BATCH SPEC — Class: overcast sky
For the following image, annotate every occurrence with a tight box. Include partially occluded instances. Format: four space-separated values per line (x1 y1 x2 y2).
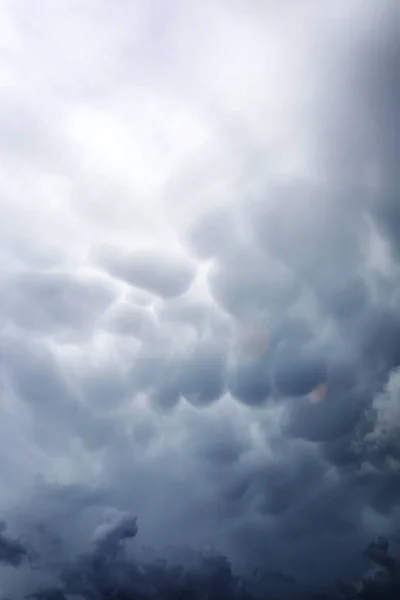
1 0 400 597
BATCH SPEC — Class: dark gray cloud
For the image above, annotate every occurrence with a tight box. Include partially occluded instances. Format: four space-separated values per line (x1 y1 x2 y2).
228 352 272 407
179 340 227 406
124 332 230 411
272 347 327 398
0 522 27 567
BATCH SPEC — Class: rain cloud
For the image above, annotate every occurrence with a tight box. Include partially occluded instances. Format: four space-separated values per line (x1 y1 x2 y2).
1 0 400 598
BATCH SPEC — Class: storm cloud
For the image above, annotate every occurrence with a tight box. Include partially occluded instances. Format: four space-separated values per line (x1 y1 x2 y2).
1 0 400 598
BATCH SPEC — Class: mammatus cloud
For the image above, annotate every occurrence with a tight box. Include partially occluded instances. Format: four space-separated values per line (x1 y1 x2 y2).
1 0 400 598
99 245 196 298
2 270 116 340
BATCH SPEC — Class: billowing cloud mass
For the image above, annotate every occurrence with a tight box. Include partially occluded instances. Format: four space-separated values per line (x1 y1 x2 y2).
1 0 400 598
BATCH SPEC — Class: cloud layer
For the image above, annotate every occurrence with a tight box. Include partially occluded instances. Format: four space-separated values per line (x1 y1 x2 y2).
1 0 400 597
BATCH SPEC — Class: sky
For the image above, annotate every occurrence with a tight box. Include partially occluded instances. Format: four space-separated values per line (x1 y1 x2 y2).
0 0 400 598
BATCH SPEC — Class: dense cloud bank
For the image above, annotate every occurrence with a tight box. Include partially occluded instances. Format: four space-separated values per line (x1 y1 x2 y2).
1 0 400 597
0 513 399 599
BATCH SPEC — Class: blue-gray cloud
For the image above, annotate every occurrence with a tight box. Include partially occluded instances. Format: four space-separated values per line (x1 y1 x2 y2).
1 0 400 598
99 246 196 298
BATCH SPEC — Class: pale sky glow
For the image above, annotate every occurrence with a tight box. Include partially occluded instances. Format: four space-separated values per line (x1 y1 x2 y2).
0 1 400 597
